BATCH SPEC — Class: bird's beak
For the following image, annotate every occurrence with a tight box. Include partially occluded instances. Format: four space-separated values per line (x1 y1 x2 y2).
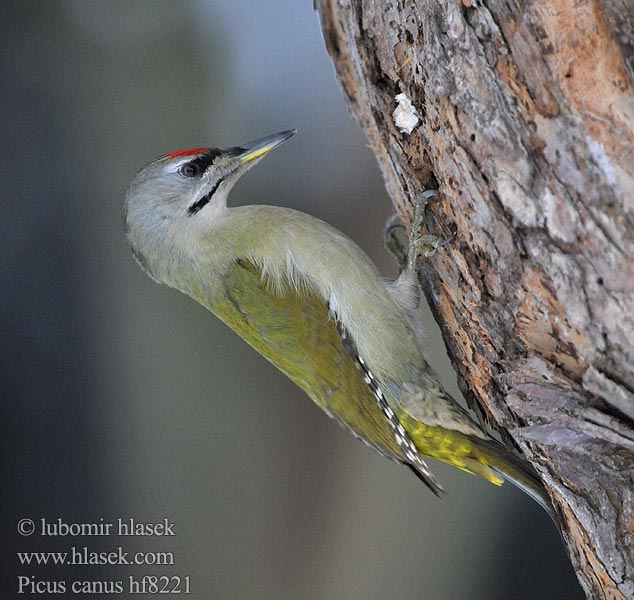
236 129 297 163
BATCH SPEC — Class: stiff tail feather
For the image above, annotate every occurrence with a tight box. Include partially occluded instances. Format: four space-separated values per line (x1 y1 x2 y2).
474 438 559 526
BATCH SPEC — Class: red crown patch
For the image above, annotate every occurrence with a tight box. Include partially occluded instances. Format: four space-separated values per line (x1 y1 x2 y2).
165 147 209 158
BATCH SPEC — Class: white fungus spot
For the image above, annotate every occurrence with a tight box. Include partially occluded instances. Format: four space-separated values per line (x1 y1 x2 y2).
393 92 420 134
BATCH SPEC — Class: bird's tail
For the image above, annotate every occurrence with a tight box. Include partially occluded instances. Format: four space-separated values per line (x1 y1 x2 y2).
473 437 558 525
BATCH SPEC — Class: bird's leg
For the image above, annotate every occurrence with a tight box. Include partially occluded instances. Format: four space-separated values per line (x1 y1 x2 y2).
385 189 454 273
407 190 454 270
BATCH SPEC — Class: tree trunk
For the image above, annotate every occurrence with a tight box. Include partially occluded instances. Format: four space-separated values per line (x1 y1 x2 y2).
315 0 634 597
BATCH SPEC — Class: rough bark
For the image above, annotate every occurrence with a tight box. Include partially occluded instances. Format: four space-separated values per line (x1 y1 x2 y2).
315 1 634 597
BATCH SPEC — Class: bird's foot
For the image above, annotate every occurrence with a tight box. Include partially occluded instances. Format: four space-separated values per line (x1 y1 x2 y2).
407 190 453 269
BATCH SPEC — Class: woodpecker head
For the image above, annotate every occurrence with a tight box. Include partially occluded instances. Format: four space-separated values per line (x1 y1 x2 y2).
124 129 295 279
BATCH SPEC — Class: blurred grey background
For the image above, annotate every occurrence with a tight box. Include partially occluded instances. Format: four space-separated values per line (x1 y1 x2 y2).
1 1 581 598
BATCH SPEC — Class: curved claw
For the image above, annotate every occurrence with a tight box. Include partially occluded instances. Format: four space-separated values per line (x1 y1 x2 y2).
384 213 409 271
420 189 439 201
383 213 406 244
422 233 455 258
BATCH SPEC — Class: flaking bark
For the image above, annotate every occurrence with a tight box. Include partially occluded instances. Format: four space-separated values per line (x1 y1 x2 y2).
315 0 634 597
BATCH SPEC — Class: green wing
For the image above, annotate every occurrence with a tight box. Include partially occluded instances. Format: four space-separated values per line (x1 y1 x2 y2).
206 258 404 460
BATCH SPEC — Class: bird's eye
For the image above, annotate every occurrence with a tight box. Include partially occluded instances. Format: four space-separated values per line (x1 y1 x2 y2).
179 162 202 178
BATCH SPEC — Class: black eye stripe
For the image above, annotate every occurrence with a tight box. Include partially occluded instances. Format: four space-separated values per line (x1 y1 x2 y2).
188 178 224 215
